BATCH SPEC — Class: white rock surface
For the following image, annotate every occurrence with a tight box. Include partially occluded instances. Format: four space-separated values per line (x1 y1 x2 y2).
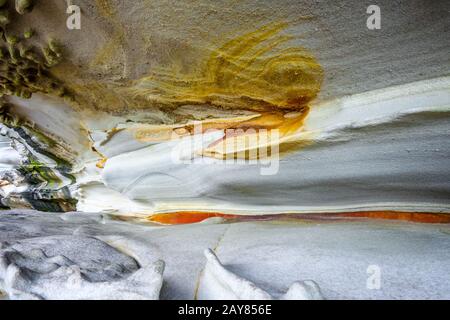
197 248 323 300
100 77 450 215
0 210 449 300
0 234 164 300
1 77 449 215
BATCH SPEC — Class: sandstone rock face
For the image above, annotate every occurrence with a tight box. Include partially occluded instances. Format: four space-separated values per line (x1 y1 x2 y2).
0 210 450 300
0 233 165 300
0 3 449 219
0 1 449 301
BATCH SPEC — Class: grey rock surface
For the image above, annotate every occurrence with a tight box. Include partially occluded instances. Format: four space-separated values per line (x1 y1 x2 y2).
1 210 449 299
0 214 165 299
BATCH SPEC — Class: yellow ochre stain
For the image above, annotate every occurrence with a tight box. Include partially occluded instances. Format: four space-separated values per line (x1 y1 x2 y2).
118 22 323 160
96 158 107 169
91 0 126 71
128 22 323 112
95 0 116 18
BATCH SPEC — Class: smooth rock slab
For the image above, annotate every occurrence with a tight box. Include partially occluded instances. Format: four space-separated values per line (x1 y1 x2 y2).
198 248 324 300
0 234 164 300
1 210 450 299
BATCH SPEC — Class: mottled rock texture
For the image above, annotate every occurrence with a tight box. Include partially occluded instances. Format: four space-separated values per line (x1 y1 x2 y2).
1 210 450 299
1 0 448 111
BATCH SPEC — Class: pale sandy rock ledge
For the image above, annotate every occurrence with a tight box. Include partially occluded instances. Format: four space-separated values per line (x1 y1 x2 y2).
0 210 450 300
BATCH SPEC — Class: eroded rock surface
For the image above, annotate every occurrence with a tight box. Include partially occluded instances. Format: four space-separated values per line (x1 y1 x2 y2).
0 210 450 300
198 248 324 300
0 233 164 299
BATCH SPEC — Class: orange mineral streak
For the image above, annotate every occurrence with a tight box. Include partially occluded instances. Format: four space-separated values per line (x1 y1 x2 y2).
337 211 450 224
147 211 450 225
148 211 238 225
